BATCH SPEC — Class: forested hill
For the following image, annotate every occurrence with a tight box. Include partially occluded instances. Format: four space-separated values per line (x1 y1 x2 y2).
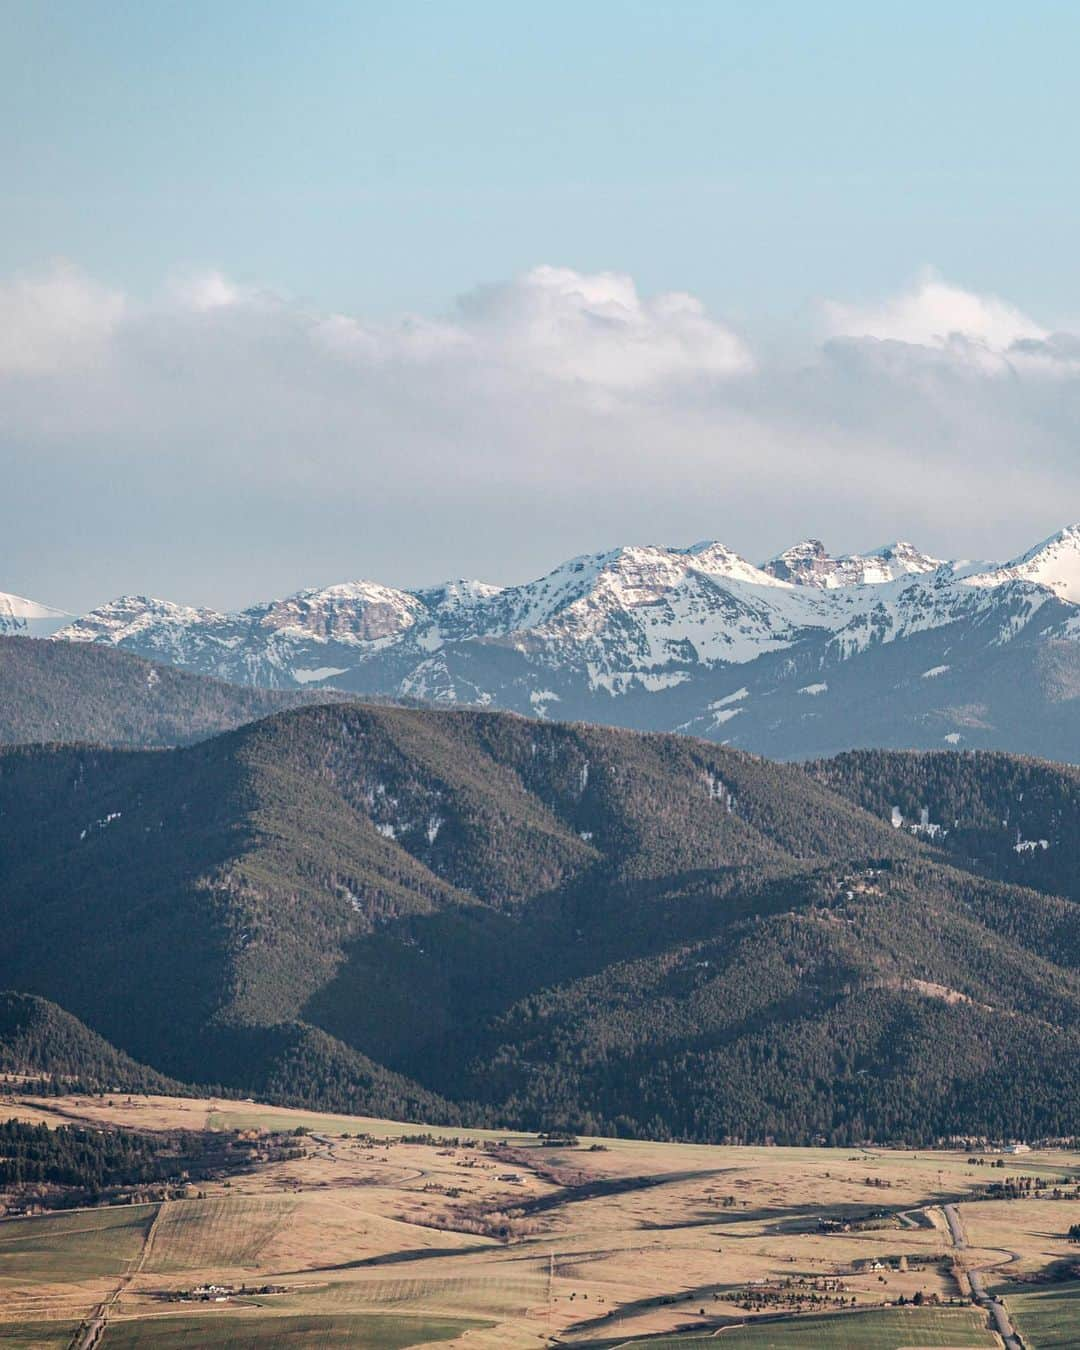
0 635 360 748
0 992 184 1095
1 704 1078 1144
807 749 1080 902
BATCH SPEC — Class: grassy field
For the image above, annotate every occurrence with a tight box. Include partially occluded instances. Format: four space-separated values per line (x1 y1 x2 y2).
0 1325 81 1349
0 1205 156 1285
278 1273 549 1316
145 1196 297 1274
206 1106 537 1143
610 1305 999 1346
100 1312 493 1347
1006 1280 1080 1349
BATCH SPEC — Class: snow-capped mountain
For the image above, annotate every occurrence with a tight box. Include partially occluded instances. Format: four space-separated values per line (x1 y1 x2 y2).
762 539 942 588
44 525 1080 760
0 591 72 637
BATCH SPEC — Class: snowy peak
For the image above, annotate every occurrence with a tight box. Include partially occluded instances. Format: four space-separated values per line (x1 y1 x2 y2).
763 538 941 588
762 539 833 586
0 591 72 637
684 540 791 588
56 595 225 645
867 540 943 576
258 581 424 644
982 523 1080 604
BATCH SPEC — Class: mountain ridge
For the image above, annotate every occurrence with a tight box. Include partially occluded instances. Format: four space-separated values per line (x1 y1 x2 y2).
9 523 1080 761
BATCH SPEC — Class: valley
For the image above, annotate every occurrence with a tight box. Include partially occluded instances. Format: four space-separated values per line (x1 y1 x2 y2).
1 1091 1077 1348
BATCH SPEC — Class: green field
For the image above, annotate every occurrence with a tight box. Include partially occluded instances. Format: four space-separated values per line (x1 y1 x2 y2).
144 1196 295 1274
0 1206 156 1285
100 1312 493 1347
1007 1280 1080 1349
612 1305 998 1348
0 1325 81 1350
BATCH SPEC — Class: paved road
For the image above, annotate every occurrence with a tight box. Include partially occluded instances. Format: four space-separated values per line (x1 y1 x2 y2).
942 1204 1023 1350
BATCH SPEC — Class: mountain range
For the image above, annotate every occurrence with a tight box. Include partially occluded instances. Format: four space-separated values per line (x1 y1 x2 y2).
1 700 1077 1144
9 524 1080 761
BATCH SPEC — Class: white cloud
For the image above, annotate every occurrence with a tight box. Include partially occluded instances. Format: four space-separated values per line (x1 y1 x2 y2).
0 263 126 374
452 265 754 389
823 269 1047 352
2 261 1078 609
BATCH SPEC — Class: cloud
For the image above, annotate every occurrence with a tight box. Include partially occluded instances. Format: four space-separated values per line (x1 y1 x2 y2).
1 261 1078 609
451 265 754 390
823 269 1047 352
0 263 126 374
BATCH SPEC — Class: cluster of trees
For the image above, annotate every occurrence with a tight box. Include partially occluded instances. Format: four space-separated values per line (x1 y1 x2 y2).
0 1119 215 1191
0 1119 165 1189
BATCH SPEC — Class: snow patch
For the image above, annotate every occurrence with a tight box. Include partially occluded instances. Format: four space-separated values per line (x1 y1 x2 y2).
292 666 348 684
712 707 742 725
80 811 121 840
710 687 748 709
798 682 828 696
921 665 951 678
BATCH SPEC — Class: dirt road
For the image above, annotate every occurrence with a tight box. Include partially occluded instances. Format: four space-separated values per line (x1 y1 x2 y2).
69 1199 168 1350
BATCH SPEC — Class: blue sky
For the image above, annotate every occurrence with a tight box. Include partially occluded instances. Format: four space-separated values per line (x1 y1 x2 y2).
3 2 1080 608
6 1 1077 321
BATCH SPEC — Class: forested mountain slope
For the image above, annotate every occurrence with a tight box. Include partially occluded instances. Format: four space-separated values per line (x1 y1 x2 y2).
0 992 183 1095
0 635 358 748
0 704 1077 1142
807 749 1080 902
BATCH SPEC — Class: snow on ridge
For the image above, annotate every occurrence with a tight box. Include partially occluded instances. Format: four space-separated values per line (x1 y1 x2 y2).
763 538 942 589
969 522 1080 604
0 590 72 636
38 524 1080 698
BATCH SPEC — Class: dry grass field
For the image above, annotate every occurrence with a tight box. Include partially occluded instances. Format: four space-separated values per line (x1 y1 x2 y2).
0 1091 1077 1347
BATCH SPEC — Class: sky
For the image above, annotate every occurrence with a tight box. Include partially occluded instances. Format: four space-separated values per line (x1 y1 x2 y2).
3 0 1080 612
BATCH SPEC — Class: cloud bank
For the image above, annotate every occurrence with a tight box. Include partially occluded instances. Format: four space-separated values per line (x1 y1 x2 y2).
3 261 1079 609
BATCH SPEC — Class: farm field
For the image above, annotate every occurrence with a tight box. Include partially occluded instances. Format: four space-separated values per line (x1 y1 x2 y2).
612 1304 999 1346
1005 1279 1080 1349
0 1325 81 1349
0 1205 156 1285
0 1092 1077 1347
99 1312 492 1348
